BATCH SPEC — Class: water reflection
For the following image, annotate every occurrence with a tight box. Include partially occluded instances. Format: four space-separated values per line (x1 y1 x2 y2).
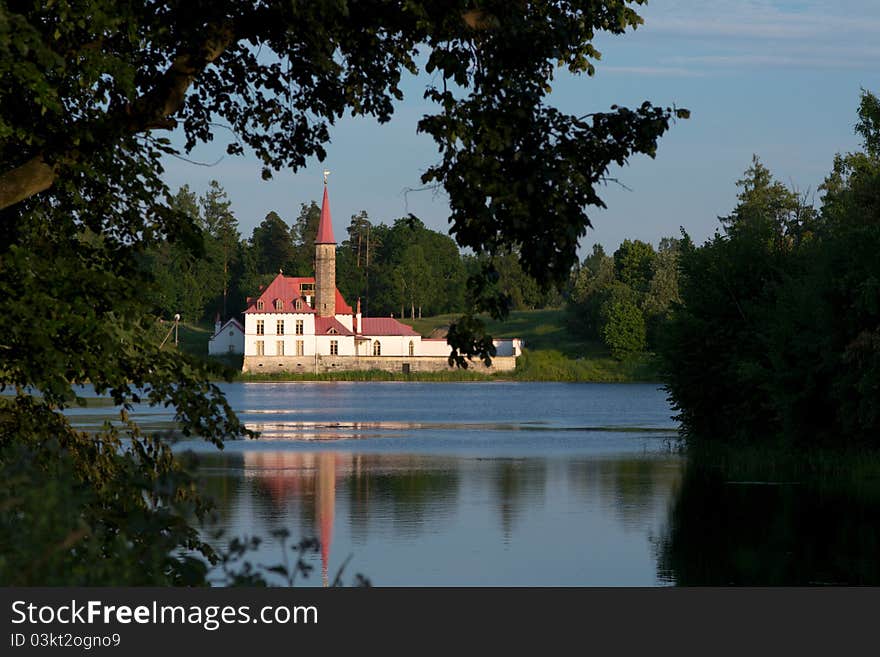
199 449 682 586
657 460 880 585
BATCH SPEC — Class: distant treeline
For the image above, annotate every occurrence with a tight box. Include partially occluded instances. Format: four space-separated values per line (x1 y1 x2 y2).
140 184 567 323
661 89 880 449
566 237 681 358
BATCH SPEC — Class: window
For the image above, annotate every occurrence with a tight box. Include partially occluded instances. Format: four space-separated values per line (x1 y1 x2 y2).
229 331 234 336
276 320 284 335
276 340 284 356
256 340 265 356
328 328 338 335
372 340 381 356
295 299 302 310
274 299 283 311
330 340 338 356
295 320 304 335
256 320 264 335
409 341 414 357
228 345 234 353
296 340 304 356
256 300 264 310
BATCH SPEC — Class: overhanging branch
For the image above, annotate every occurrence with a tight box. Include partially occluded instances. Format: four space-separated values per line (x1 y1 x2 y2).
0 21 236 211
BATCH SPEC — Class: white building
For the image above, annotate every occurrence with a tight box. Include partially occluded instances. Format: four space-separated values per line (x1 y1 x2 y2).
208 316 244 355
240 180 520 374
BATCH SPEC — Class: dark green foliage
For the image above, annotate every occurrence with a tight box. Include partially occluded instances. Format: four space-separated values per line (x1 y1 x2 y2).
613 239 656 293
566 237 678 357
0 398 214 586
661 91 880 449
344 215 468 318
599 286 646 358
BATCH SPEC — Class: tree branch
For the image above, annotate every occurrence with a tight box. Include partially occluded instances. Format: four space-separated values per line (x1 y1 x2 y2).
0 21 236 211
0 155 57 210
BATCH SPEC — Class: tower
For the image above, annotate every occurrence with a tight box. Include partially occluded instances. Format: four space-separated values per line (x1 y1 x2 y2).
314 175 336 317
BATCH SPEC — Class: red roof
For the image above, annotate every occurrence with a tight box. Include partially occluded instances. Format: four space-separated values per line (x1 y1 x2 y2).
245 273 353 314
360 317 420 336
316 185 335 244
315 316 354 336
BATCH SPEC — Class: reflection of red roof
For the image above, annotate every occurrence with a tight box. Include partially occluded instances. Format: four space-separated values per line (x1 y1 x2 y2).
361 317 420 336
316 185 335 244
245 274 352 314
315 316 354 336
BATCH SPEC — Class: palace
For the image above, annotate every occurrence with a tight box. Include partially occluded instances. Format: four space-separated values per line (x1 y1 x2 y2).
228 180 521 374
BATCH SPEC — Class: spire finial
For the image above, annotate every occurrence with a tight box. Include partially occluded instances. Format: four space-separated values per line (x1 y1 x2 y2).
323 169 330 185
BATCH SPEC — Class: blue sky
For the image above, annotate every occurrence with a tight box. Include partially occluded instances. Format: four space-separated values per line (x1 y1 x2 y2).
162 1 880 256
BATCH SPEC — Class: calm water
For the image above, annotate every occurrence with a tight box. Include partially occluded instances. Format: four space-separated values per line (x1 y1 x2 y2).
175 382 681 586
69 382 880 586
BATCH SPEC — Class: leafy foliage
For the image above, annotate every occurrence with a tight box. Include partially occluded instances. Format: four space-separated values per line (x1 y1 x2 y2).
661 91 880 449
599 286 647 359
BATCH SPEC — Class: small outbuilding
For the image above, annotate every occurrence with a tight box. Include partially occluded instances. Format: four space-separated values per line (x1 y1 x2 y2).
208 316 245 355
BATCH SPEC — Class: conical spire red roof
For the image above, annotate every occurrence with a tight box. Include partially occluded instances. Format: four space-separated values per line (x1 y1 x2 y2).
316 184 335 244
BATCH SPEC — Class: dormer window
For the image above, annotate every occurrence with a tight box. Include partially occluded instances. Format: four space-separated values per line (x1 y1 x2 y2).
256 300 264 310
295 299 302 310
327 328 338 335
274 299 283 311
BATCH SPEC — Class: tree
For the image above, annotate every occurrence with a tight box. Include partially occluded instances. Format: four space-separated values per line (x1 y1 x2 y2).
288 201 322 275
642 237 681 345
0 2 684 583
613 239 656 294
1 0 684 364
201 180 241 318
250 211 295 276
661 90 880 449
599 283 646 359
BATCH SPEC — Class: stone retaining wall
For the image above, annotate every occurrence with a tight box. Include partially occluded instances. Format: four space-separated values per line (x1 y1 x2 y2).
242 354 518 374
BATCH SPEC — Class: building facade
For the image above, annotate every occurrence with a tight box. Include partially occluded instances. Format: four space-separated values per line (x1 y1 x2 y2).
208 316 245 355
239 181 520 374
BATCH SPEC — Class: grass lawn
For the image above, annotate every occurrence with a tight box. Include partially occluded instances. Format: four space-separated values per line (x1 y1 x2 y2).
403 309 660 382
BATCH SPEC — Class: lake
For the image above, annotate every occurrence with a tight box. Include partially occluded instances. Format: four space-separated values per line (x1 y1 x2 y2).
174 381 680 586
70 381 880 586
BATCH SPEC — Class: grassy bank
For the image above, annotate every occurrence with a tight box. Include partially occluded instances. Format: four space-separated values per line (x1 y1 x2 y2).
178 310 661 383
404 309 660 382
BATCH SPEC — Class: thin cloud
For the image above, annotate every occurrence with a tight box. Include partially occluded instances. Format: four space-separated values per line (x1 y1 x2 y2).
641 1 880 41
599 65 705 78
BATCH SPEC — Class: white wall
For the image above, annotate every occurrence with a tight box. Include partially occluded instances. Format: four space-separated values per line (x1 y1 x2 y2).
359 334 422 357
208 323 244 355
420 339 452 357
244 312 316 356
